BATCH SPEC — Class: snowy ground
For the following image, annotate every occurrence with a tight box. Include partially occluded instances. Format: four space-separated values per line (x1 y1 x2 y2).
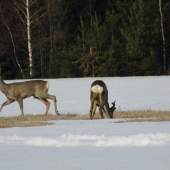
0 76 170 170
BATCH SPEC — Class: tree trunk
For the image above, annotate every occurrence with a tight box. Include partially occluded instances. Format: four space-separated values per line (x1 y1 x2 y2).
159 0 166 74
80 16 85 49
89 0 92 27
49 25 53 76
48 1 53 76
26 0 33 78
0 8 25 79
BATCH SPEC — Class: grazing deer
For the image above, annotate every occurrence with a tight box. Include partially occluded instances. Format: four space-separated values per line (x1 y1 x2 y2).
90 80 116 119
0 65 59 116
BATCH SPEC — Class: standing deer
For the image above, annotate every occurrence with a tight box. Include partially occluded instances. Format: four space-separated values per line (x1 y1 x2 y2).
90 80 116 119
0 65 59 116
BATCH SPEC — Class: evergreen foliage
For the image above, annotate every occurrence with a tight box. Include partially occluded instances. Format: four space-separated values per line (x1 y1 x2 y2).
0 0 169 79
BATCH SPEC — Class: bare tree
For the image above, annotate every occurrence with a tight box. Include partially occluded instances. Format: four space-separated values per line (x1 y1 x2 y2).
12 0 45 78
45 0 64 76
159 0 166 74
0 6 25 78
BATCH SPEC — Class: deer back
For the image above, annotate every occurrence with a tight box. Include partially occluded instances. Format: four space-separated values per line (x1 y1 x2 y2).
90 80 108 104
0 80 48 100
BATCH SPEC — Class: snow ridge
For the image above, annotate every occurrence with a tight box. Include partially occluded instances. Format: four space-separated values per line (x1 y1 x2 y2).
1 133 170 147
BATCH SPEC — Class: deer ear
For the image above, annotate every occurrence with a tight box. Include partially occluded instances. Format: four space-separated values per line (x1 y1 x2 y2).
112 100 116 105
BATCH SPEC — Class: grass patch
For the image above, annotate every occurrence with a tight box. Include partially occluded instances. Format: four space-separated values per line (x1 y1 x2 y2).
114 110 170 123
1 110 170 128
0 114 88 128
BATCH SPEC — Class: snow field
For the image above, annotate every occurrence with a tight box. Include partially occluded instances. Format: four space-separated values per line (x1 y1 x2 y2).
0 76 170 170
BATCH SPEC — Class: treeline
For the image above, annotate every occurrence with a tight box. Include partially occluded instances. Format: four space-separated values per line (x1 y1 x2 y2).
0 0 170 79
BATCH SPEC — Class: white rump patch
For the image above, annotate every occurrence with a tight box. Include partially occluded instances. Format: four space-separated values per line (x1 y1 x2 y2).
91 85 103 93
46 82 49 90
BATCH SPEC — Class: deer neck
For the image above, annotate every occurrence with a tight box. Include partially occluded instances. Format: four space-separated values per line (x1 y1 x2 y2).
104 102 111 114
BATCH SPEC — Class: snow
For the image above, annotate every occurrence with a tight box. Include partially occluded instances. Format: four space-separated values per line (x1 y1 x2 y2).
0 76 170 170
2 132 170 147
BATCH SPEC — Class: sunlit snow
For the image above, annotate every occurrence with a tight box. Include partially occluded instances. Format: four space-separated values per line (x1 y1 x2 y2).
0 76 170 170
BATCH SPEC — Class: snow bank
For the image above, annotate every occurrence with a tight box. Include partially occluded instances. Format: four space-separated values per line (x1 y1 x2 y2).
1 133 170 147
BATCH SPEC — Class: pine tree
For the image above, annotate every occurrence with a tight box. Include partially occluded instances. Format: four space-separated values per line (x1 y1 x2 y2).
120 0 160 75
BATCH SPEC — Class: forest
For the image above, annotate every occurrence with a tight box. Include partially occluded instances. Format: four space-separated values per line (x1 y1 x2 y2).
0 0 170 79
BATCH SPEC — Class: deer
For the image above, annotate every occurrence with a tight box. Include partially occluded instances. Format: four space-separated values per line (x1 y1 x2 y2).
0 65 59 116
90 80 116 120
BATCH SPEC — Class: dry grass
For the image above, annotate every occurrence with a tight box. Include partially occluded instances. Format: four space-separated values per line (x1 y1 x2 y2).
1 110 170 128
0 114 88 128
114 110 170 123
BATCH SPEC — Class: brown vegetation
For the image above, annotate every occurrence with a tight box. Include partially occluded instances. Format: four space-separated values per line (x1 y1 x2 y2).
0 110 170 128
114 110 170 123
0 113 93 128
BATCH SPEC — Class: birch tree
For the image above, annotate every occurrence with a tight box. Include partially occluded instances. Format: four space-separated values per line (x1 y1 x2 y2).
26 0 32 77
12 0 45 78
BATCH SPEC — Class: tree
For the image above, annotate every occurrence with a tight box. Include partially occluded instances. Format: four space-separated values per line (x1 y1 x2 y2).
120 0 160 75
159 0 166 74
99 9 120 76
45 0 64 76
0 0 169 78
0 2 25 78
12 0 45 78
73 13 104 77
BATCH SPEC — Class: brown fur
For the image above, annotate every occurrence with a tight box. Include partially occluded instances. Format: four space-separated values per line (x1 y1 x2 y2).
90 80 116 119
0 79 59 116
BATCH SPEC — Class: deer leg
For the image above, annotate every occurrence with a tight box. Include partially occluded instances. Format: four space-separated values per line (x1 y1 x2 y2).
0 98 15 112
99 104 104 119
103 105 107 115
39 99 50 116
17 99 24 116
92 102 97 119
47 94 60 115
99 94 104 119
99 102 104 119
90 102 94 120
